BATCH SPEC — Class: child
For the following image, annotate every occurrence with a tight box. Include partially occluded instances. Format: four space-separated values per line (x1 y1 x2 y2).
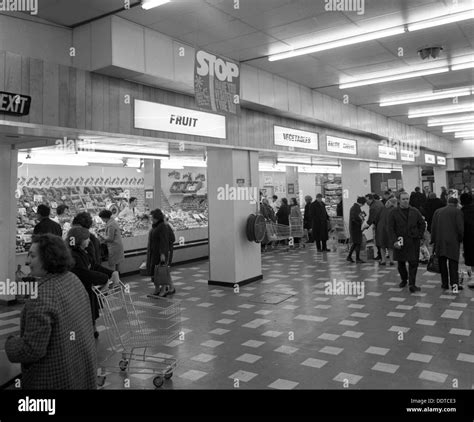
419 229 431 264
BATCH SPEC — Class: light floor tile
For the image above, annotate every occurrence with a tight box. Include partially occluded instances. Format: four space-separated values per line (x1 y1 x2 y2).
201 340 224 348
422 336 445 344
301 358 328 369
242 340 265 348
318 333 340 341
191 353 216 363
274 345 298 354
449 328 471 336
372 362 399 374
416 319 436 326
333 372 362 385
441 310 463 319
320 346 343 355
268 379 299 390
179 370 207 381
407 353 432 363
236 354 261 364
365 347 390 356
342 331 364 339
419 370 448 383
229 370 257 383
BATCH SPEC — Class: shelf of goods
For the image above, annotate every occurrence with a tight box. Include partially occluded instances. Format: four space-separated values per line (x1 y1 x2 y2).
323 178 342 218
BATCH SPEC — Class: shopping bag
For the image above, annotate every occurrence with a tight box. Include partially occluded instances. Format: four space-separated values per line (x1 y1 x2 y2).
153 264 172 287
427 253 440 274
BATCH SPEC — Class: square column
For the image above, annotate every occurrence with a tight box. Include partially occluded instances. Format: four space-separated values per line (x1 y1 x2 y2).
0 144 18 304
402 166 421 193
144 159 162 210
207 148 262 286
433 167 447 197
285 166 299 201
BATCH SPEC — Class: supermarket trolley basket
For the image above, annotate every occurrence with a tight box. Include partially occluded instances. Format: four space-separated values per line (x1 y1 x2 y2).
93 282 180 388
289 217 305 248
264 222 291 251
330 217 350 252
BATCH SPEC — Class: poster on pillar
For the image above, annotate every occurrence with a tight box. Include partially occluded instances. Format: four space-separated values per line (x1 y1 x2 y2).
194 50 240 116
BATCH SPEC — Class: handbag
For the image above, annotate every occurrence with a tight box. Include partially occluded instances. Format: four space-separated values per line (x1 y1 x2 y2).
427 253 440 274
153 263 172 288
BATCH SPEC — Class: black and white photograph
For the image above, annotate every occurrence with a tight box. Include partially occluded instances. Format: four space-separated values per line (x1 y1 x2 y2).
0 0 473 418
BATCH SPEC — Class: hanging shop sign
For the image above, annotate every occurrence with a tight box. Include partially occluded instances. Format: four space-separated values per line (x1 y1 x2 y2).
425 154 436 164
326 135 357 155
437 156 446 165
400 150 415 162
0 91 31 116
134 100 226 139
194 50 240 116
378 145 397 160
274 126 319 151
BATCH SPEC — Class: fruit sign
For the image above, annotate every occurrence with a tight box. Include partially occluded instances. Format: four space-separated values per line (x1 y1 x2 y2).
194 50 240 115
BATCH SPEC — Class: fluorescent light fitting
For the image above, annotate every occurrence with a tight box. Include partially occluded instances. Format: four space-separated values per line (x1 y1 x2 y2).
380 87 472 107
141 0 170 10
408 9 474 32
341 67 449 89
409 103 474 118
452 62 474 71
442 124 474 132
269 27 404 61
455 131 474 138
428 114 474 126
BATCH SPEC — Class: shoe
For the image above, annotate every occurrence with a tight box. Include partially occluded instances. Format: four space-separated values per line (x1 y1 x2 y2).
374 255 382 261
379 262 386 266
356 259 365 264
94 331 99 339
317 249 322 252
409 285 421 293
399 281 407 288
166 288 176 296
441 284 449 290
322 249 331 252
467 281 474 288
389 261 394 266
346 257 354 263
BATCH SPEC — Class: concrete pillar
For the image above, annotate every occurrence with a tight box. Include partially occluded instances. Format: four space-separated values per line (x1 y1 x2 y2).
433 167 447 197
0 144 18 304
341 160 370 236
285 166 299 202
402 165 421 193
207 148 262 286
144 159 161 210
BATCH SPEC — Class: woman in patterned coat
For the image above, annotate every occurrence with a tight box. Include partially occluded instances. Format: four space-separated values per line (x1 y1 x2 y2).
5 234 97 389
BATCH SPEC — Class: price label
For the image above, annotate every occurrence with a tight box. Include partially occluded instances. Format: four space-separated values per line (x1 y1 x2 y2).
33 195 43 202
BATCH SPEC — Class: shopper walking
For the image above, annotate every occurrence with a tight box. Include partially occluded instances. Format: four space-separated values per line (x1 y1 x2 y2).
276 198 290 226
460 193 474 287
440 186 448 206
33 204 62 237
310 194 330 252
347 196 366 263
409 187 426 214
5 234 97 389
423 192 444 233
98 209 124 272
303 196 313 242
431 197 464 291
146 209 174 297
375 197 397 266
365 193 384 260
290 198 303 246
389 192 425 292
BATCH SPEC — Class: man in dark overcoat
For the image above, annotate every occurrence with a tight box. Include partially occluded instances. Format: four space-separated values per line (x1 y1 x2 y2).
303 195 313 243
389 192 425 292
310 194 330 252
431 197 464 290
347 196 367 263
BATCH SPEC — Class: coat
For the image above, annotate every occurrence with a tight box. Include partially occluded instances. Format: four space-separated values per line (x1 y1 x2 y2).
388 206 425 262
5 272 97 389
409 191 426 213
462 204 474 266
103 219 124 266
375 206 395 249
310 200 329 242
146 221 170 274
431 205 464 262
290 205 302 219
303 202 312 229
349 203 364 244
276 204 290 226
260 203 276 222
87 233 102 266
423 198 444 232
367 200 384 226
33 218 62 237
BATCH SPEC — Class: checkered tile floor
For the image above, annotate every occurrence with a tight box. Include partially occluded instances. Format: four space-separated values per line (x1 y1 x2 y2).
2 244 474 390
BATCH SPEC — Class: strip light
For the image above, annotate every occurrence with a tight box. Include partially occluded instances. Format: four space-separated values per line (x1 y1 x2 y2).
141 0 170 10
428 114 474 126
409 104 474 118
455 131 474 138
380 87 472 107
452 62 474 71
340 67 449 89
442 124 474 132
268 6 473 62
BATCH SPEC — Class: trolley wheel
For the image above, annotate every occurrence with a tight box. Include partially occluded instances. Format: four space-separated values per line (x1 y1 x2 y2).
153 376 164 388
97 376 106 387
119 360 129 371
164 371 173 380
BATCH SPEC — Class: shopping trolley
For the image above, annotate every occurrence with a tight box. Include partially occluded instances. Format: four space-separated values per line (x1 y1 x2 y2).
263 222 291 251
330 217 350 252
93 282 180 388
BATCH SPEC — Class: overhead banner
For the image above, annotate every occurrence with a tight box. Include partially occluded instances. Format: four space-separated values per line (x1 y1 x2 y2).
437 156 446 165
134 100 226 139
274 126 319 150
425 154 436 164
0 91 31 116
326 135 357 155
400 150 415 162
378 145 397 160
194 50 240 116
